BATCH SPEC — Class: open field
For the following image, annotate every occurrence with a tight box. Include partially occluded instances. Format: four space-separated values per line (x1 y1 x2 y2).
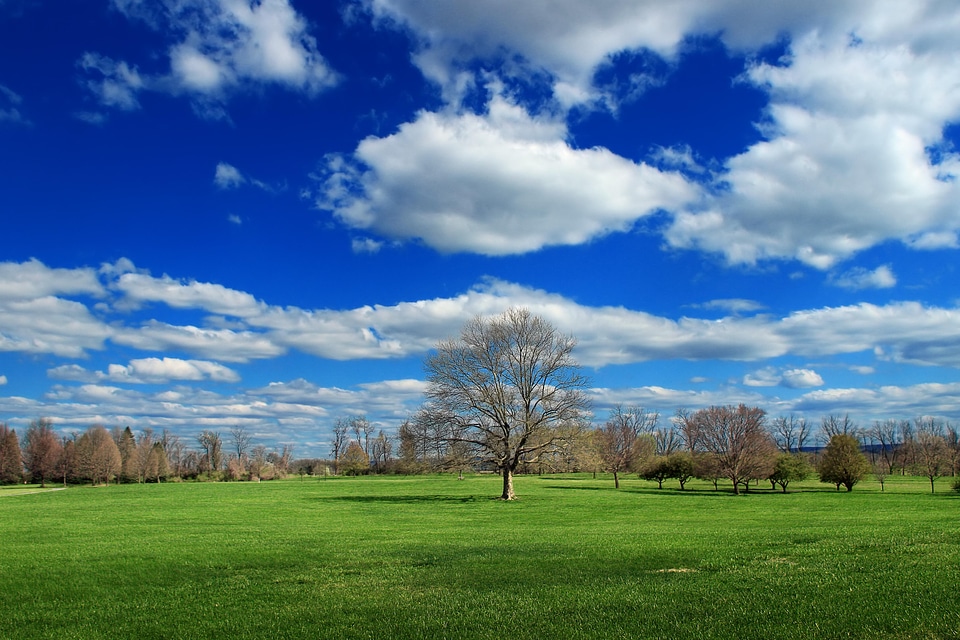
1 474 958 639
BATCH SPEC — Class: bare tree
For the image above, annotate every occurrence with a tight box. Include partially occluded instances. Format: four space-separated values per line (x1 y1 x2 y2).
868 419 901 476
913 417 950 493
349 416 375 463
597 405 658 488
820 414 859 444
422 308 589 500
371 430 393 473
230 426 252 464
331 418 350 475
162 431 186 479
770 415 811 453
197 430 223 475
679 405 776 495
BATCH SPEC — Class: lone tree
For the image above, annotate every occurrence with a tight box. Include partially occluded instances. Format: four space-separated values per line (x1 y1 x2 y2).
818 434 871 491
422 308 589 500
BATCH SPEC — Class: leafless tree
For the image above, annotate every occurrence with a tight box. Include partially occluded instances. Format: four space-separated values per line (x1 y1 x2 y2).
197 430 223 475
770 415 811 453
597 405 658 488
371 430 393 473
679 405 776 495
913 417 951 493
422 308 589 500
230 426 252 463
349 416 375 463
331 418 350 475
820 414 859 444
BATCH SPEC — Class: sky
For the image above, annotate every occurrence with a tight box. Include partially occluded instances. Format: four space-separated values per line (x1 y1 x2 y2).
2 0 960 457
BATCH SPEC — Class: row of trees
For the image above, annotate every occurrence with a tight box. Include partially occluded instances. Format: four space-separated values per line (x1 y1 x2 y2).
0 421 294 486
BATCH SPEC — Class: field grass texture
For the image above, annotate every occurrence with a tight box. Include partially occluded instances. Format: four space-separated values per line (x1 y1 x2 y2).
1 474 958 639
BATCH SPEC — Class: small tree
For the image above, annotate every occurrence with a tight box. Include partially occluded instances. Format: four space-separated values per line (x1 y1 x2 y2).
597 405 657 489
912 418 950 494
769 454 811 493
0 424 23 484
340 442 369 476
819 434 871 491
665 452 695 490
23 418 62 487
640 456 672 489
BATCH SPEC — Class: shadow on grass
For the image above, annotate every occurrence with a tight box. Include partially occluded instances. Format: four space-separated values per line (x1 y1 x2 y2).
316 494 490 504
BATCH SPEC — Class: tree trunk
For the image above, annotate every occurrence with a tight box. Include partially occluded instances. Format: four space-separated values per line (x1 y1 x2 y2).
500 466 515 500
613 471 620 489
732 478 740 495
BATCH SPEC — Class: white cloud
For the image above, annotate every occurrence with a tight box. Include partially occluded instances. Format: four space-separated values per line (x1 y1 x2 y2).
214 162 245 189
369 2 960 267
830 265 897 290
0 258 104 299
113 272 263 317
77 53 145 110
367 0 904 108
666 26 960 268
744 366 823 389
318 94 696 255
49 358 240 384
780 368 824 389
0 375 6 386
113 321 285 363
5 258 960 372
83 0 337 114
351 238 383 254
228 214 243 225
695 299 765 315
743 367 781 387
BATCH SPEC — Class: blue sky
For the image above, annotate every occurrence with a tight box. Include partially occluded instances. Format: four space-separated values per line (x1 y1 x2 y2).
2 1 960 456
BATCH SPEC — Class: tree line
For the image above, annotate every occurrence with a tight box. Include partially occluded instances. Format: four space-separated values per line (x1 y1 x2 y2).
0 421 294 487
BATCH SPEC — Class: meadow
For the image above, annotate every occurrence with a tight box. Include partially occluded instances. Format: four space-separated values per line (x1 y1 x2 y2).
1 474 957 639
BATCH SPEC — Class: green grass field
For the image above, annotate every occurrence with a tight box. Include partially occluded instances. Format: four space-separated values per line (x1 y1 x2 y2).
1 474 958 639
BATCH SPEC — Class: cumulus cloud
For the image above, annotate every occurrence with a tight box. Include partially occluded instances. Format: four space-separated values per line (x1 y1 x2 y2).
317 94 696 255
82 0 337 115
665 26 960 268
780 368 824 389
830 265 897 290
369 1 960 266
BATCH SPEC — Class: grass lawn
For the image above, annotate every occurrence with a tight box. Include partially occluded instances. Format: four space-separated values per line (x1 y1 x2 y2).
1 474 958 639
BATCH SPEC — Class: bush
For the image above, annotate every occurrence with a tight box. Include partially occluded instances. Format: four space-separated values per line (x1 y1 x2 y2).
952 477 960 493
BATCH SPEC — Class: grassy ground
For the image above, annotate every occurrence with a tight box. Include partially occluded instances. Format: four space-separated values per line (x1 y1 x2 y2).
1 474 957 639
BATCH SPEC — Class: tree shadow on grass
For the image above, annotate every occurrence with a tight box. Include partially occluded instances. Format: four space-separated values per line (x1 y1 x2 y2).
315 494 489 504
